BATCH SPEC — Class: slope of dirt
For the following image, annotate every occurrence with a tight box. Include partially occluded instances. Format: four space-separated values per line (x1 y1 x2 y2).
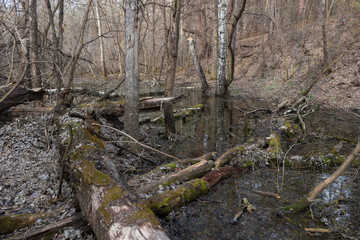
183 12 360 111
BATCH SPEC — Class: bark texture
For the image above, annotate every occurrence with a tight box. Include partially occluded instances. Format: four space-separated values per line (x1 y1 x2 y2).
216 0 228 95
124 0 140 139
29 0 41 88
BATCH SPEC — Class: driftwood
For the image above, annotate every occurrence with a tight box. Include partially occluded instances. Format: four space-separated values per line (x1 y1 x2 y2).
0 84 44 113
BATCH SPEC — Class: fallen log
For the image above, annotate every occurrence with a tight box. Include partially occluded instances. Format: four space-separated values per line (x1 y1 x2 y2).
79 95 185 118
138 160 215 194
129 152 216 188
148 166 244 217
0 84 44 113
215 138 265 168
0 207 65 235
151 104 205 123
9 213 89 240
64 120 170 239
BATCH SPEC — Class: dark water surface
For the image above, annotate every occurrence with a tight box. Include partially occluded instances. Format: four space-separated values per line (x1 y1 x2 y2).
160 89 360 240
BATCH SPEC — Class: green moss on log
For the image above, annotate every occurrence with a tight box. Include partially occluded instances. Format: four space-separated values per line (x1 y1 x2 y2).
0 215 36 235
129 202 162 227
79 160 114 186
98 185 126 225
148 179 209 217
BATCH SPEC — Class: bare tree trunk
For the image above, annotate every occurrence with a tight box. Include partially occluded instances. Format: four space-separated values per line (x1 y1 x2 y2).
226 0 246 88
216 0 228 95
266 0 276 40
211 0 218 80
298 0 305 20
197 0 208 59
320 0 328 66
164 0 181 136
187 37 210 94
166 0 181 97
29 0 41 88
45 0 61 95
124 0 140 140
66 0 93 89
95 0 107 78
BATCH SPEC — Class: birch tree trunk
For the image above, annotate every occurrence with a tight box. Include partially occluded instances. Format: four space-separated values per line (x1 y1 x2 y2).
211 0 218 80
216 0 228 96
29 0 41 88
95 0 107 78
124 0 140 140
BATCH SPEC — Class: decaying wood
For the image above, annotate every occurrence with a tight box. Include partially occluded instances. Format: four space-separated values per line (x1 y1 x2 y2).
129 152 216 187
9 213 89 240
88 95 185 118
0 207 65 235
304 228 331 233
66 121 169 239
282 141 360 212
148 166 244 217
251 190 281 199
138 160 215 194
215 138 265 168
231 198 255 224
0 84 44 113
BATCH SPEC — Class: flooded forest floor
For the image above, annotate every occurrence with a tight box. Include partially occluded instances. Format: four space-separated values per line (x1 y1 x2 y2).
1 11 360 240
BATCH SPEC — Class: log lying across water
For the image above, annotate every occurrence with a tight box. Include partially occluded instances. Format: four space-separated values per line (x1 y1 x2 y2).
81 95 185 118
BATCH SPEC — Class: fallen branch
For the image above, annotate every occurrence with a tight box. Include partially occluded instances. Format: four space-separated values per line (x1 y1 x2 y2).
282 141 360 212
93 123 180 161
251 190 281 199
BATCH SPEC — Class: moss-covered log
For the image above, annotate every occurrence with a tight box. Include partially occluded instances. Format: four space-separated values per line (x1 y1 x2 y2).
63 119 169 239
0 208 63 235
138 160 215 194
215 138 265 168
148 166 244 217
151 104 205 123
